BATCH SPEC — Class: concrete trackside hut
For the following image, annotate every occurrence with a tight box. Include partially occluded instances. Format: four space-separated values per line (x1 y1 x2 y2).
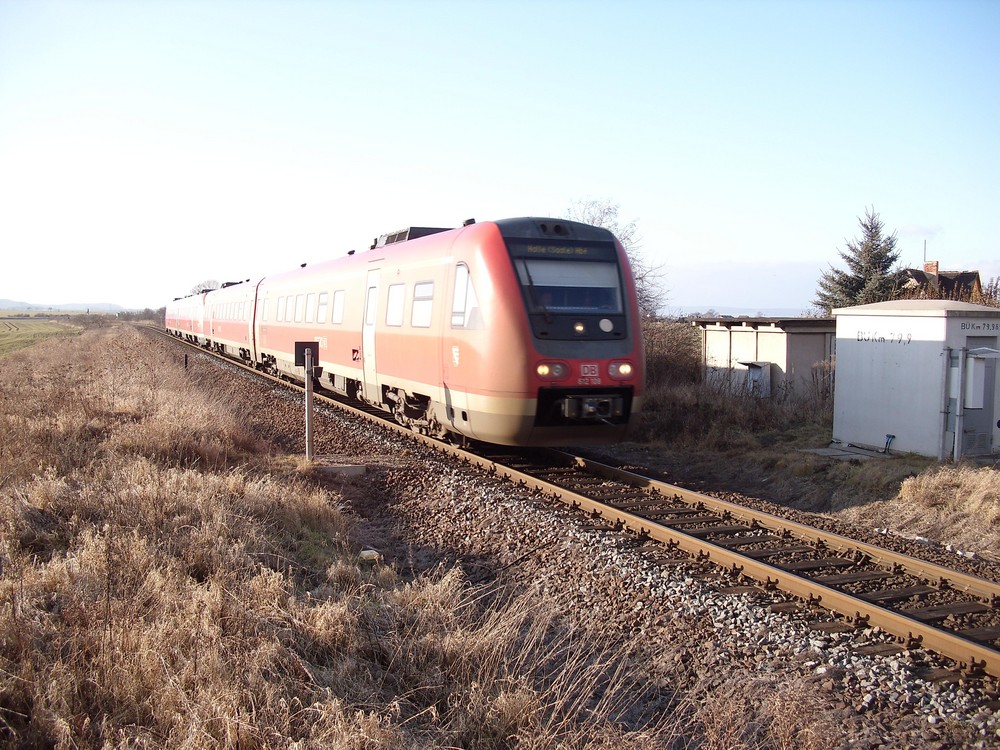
693 317 836 399
832 300 1000 461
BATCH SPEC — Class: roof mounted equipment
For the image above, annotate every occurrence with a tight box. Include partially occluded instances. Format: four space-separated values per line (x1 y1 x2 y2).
371 226 450 249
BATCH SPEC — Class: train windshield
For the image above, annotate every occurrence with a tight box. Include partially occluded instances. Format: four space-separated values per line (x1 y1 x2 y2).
514 259 623 314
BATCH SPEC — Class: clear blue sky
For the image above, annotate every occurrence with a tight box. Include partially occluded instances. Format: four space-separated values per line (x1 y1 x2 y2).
2 0 997 313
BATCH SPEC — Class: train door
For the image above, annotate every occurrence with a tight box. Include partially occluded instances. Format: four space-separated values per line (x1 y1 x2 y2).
196 293 207 342
963 336 997 456
252 286 266 361
441 262 479 434
362 269 380 404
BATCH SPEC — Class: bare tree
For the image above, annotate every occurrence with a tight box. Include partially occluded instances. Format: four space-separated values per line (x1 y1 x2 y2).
982 277 1000 307
565 199 665 319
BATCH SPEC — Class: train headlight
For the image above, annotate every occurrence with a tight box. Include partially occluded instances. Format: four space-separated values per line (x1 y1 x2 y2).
536 362 569 380
608 362 634 379
573 321 587 335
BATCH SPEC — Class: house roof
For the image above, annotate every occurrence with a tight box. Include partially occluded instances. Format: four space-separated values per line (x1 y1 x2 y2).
900 268 982 297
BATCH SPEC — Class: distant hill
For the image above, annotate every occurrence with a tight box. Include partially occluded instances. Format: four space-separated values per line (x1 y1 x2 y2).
0 299 126 313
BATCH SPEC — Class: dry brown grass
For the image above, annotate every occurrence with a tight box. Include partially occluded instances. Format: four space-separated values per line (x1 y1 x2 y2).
2 325 705 748
681 673 839 750
898 463 1000 520
833 462 1000 556
634 377 833 454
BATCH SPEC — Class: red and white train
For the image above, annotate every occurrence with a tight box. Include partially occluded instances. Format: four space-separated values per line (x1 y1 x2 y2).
165 217 645 446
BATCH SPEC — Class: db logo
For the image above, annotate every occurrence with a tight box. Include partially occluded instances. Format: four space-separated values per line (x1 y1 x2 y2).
580 363 599 377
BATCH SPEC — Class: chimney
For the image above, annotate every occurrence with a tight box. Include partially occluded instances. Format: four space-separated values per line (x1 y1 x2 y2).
923 260 939 276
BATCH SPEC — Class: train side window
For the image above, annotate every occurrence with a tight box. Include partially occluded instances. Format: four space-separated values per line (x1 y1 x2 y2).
412 282 433 328
386 283 405 327
451 264 482 329
294 294 305 323
275 297 283 322
305 293 316 324
332 290 345 324
259 298 267 322
316 292 328 323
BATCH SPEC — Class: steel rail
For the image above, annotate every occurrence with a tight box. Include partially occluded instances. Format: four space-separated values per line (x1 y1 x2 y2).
494 450 1000 678
147 326 1000 677
565 452 1000 603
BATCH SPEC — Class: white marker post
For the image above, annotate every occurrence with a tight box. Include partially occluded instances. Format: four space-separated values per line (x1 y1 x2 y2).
304 346 314 460
294 342 320 461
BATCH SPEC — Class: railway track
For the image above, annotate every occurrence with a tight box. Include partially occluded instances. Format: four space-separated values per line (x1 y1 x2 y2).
474 447 1000 678
150 326 1000 679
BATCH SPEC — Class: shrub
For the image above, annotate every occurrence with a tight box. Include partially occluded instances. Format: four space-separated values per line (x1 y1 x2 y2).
643 320 701 387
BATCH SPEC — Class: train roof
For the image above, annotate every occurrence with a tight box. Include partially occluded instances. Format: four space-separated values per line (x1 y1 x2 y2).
494 217 617 244
368 217 618 251
170 217 624 301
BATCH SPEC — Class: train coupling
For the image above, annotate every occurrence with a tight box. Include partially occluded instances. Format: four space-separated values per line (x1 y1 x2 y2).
560 394 625 420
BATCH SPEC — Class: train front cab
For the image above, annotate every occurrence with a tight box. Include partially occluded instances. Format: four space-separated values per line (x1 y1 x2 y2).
444 218 644 447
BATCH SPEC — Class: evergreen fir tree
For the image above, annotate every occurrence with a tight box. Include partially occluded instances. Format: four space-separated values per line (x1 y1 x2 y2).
814 208 901 314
